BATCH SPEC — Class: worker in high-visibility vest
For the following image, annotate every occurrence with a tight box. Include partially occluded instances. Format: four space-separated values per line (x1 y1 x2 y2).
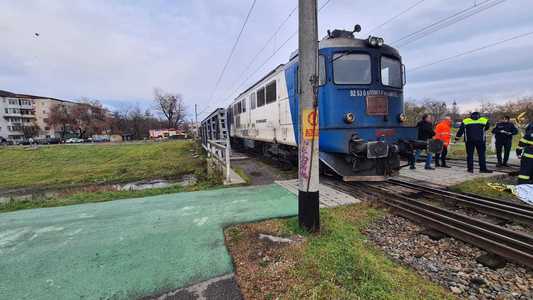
434 116 452 168
455 112 493 173
517 122 533 184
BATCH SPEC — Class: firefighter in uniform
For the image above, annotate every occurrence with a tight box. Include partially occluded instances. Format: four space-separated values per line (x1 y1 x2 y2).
517 122 533 184
455 112 493 173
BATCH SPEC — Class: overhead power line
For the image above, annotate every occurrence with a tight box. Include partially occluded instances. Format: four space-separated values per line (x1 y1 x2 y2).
366 0 426 35
222 5 298 106
201 0 257 115
222 0 333 107
409 30 533 72
393 0 506 48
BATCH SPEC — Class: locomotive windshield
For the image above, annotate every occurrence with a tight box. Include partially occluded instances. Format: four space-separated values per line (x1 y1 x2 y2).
380 56 402 88
332 53 371 85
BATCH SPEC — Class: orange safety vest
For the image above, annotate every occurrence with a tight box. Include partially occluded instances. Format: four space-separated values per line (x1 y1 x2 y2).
434 120 452 146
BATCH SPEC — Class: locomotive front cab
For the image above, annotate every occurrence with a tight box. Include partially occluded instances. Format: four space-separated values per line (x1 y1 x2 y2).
316 29 417 180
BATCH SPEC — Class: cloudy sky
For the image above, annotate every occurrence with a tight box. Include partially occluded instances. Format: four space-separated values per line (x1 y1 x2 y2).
1 0 532 116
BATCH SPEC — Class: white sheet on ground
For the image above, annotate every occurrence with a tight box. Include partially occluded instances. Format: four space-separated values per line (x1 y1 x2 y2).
514 184 533 205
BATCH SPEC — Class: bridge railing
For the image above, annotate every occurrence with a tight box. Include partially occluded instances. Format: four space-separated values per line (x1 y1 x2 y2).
206 139 231 183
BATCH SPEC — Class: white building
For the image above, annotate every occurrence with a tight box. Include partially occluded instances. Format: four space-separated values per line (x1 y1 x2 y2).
0 90 77 142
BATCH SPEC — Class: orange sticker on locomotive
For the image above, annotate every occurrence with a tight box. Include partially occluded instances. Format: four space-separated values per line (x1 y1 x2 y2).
302 108 319 140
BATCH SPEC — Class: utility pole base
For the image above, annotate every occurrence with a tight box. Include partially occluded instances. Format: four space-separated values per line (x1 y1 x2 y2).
298 191 320 232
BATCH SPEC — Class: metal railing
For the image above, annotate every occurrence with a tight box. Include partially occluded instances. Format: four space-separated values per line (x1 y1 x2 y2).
205 139 231 183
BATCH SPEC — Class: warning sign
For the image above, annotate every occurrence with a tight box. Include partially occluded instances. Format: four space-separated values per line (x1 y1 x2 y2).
302 108 318 140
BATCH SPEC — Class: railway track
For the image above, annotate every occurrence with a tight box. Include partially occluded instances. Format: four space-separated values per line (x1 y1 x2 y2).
388 178 533 226
444 159 519 175
325 179 533 268
418 156 520 175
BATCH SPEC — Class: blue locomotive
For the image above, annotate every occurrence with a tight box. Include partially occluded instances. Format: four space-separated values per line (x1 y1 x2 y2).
225 26 418 181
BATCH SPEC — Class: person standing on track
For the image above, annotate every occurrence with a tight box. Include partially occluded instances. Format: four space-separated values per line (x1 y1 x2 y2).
492 116 518 167
434 116 452 168
455 112 493 173
517 122 533 184
414 114 435 170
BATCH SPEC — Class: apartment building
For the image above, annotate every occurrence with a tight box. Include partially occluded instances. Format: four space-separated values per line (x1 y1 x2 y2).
0 90 77 141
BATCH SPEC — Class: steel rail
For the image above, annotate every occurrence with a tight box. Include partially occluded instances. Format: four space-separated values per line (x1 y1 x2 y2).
441 160 519 175
351 182 533 268
417 155 521 169
388 178 533 226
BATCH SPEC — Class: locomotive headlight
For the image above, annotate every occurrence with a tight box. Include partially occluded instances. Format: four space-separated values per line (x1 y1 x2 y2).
368 36 384 47
368 36 378 47
398 113 407 123
344 112 355 124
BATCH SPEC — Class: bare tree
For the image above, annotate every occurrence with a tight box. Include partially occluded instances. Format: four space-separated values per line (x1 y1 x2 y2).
404 100 426 126
153 88 186 128
422 99 449 123
47 103 74 138
22 122 40 139
70 100 111 138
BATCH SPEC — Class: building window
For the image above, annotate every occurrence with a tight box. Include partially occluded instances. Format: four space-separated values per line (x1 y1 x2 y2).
250 93 256 110
257 87 266 107
266 81 277 104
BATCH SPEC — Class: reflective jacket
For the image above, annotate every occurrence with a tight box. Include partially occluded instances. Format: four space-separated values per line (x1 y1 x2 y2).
434 119 452 146
456 116 490 143
518 123 533 158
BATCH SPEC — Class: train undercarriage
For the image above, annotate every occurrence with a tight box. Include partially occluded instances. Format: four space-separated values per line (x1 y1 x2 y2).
230 137 420 181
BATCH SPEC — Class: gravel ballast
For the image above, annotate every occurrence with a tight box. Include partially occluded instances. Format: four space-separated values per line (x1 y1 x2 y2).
364 215 533 299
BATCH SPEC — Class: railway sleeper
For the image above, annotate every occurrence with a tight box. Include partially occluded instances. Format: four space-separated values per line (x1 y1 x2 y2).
384 198 533 269
360 184 533 268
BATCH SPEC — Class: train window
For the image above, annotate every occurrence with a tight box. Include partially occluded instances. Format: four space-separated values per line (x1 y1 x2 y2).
319 55 326 86
381 56 402 88
257 87 266 107
332 53 371 85
266 81 276 104
250 93 256 110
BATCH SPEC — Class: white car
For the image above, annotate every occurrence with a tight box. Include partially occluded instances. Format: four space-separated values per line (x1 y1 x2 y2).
65 138 84 144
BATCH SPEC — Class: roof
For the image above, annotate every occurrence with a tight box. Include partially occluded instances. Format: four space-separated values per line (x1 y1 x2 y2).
0 90 17 97
0 89 77 104
235 64 285 100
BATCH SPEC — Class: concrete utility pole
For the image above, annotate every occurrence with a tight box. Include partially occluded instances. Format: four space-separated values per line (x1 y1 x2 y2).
298 0 320 232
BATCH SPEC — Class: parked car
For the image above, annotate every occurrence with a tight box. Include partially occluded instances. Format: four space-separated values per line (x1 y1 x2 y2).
65 138 84 144
92 135 111 143
0 137 13 146
47 137 61 144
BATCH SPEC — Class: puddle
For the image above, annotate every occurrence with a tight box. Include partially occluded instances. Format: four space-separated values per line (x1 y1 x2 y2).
0 174 198 204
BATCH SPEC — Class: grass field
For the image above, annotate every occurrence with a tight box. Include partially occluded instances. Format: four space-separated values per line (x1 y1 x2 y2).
0 141 204 191
450 176 518 201
225 203 452 300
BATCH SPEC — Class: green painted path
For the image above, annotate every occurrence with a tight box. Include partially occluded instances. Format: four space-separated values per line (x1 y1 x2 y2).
0 184 297 300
